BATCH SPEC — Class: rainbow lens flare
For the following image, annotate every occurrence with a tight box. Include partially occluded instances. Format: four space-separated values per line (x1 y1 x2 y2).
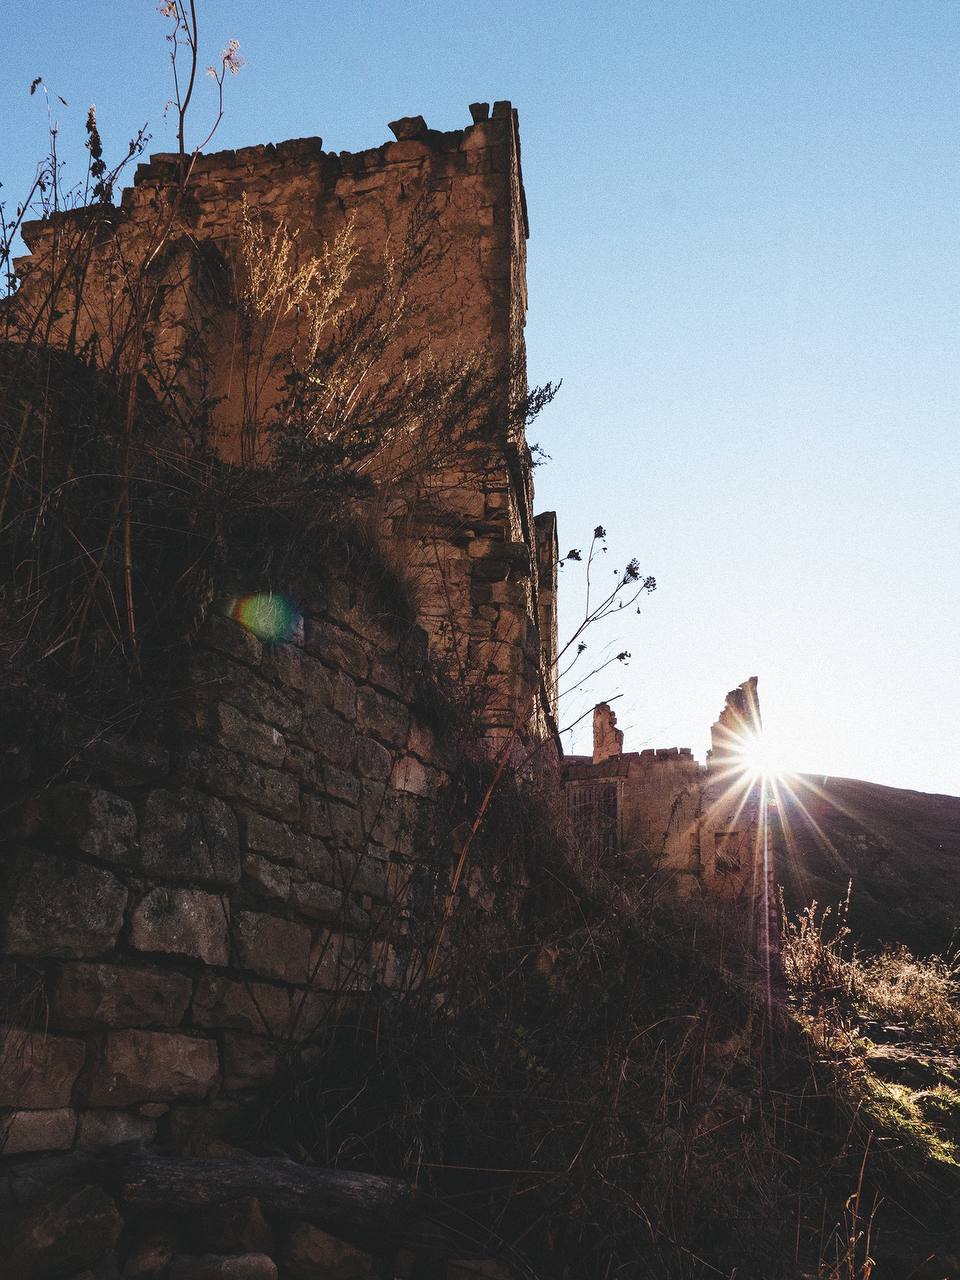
230 593 301 643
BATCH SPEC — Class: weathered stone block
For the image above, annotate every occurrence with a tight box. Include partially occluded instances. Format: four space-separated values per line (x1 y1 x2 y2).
356 736 393 781
370 793 417 856
304 619 368 678
263 645 330 696
307 932 363 994
77 1107 156 1147
301 794 363 848
282 742 317 784
170 1255 278 1280
123 1237 177 1278
141 788 240 885
84 1030 219 1104
241 809 293 862
243 851 291 904
0 1106 77 1154
35 783 139 865
368 654 404 697
0 1024 86 1107
131 889 229 966
213 702 286 768
351 851 388 900
201 1197 274 1257
300 705 356 768
355 686 409 747
283 1223 374 1280
291 832 334 879
290 881 342 923
234 912 310 983
203 613 263 666
390 755 436 797
332 671 356 719
192 975 290 1037
359 780 388 834
221 1034 280 1091
190 653 302 735
8 1184 123 1278
407 720 447 768
315 763 361 807
52 963 192 1030
0 850 128 959
182 744 300 822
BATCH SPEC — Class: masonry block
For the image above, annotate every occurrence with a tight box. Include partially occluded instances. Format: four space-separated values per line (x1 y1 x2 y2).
52 963 193 1030
141 787 241 885
234 912 310 983
182 744 301 822
243 850 292 904
32 782 138 865
192 974 291 1037
222 1033 281 1091
131 888 229 965
77 1107 157 1147
0 1106 77 1154
84 1030 220 1104
0 1025 86 1106
0 849 128 958
283 1223 374 1280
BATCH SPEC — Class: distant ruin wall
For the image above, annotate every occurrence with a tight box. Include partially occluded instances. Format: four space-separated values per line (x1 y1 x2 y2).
0 581 458 1159
563 686 763 896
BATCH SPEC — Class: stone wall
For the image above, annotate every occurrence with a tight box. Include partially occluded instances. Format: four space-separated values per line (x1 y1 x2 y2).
563 688 763 896
10 104 559 753
0 576 458 1160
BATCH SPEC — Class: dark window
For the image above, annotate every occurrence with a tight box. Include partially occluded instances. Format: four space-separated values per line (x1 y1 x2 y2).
567 781 620 857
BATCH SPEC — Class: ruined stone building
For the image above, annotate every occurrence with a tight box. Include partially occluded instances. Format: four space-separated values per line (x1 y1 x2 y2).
1 102 566 1174
1 101 764 1197
563 679 764 897
11 100 559 753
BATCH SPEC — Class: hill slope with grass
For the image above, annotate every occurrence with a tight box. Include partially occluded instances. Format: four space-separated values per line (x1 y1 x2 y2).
774 774 960 952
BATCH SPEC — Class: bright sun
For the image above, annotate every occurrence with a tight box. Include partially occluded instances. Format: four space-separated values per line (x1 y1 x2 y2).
735 732 786 782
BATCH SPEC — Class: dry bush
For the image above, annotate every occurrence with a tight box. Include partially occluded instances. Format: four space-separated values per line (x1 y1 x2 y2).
856 946 960 1048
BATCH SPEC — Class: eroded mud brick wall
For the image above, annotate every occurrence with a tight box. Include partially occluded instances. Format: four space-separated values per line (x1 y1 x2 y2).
12 103 558 749
0 582 457 1158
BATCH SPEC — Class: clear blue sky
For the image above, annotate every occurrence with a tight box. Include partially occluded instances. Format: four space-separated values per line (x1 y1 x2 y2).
4 1 958 795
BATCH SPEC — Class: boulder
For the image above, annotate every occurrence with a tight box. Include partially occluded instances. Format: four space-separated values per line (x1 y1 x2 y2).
200 1196 274 1256
8 1183 122 1280
283 1224 374 1280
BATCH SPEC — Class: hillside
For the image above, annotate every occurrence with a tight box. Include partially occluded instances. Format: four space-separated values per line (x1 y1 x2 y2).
775 773 960 952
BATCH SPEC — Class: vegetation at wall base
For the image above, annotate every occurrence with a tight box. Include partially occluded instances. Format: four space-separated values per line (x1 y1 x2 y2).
238 772 960 1280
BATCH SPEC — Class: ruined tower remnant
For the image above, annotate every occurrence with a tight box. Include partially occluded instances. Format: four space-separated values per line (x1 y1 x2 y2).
593 702 624 764
565 681 764 894
10 103 559 751
708 677 762 770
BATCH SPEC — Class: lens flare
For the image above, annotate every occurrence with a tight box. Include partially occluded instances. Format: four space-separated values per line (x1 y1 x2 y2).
735 731 785 783
230 593 301 643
